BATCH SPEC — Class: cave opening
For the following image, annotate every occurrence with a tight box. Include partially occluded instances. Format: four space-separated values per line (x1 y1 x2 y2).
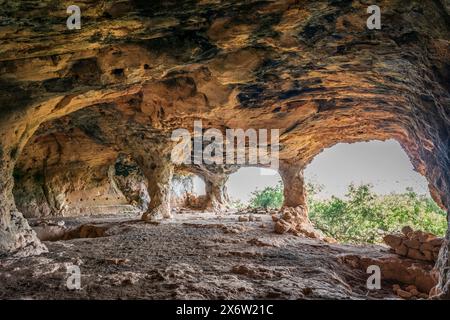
0 0 449 300
171 172 207 213
6 95 449 299
226 167 283 209
303 139 447 244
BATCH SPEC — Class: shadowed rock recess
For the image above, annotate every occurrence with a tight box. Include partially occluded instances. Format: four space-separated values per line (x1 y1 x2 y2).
0 0 449 299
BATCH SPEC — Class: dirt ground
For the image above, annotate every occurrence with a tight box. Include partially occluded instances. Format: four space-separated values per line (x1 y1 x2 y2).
0 211 399 300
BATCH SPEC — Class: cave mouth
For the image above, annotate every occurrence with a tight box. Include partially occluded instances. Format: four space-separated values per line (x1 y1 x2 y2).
226 167 283 209
304 139 447 244
0 0 449 300
171 172 207 212
5 124 449 301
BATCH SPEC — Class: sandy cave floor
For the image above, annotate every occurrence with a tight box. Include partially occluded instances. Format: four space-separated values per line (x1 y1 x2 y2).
0 211 399 300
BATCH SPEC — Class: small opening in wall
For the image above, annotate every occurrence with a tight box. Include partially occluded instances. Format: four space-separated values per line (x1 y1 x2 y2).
111 68 124 77
171 173 207 211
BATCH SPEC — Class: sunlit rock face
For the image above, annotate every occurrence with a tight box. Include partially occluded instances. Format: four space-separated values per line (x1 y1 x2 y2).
12 119 151 218
0 0 449 296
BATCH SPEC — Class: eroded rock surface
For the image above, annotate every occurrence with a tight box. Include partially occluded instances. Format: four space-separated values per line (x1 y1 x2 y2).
0 212 400 300
340 253 437 297
384 226 443 262
340 227 447 299
273 206 328 240
0 0 449 297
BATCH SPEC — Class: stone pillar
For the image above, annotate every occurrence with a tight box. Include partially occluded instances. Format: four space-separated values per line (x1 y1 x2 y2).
136 153 174 221
204 175 230 212
0 144 47 256
401 136 450 299
430 173 450 298
279 162 307 209
275 162 325 239
435 224 450 298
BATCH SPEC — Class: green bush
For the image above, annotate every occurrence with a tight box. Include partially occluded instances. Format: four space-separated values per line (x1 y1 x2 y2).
247 182 447 244
308 183 447 244
249 182 284 209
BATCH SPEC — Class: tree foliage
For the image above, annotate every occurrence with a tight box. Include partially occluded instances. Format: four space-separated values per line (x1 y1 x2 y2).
308 183 447 243
249 182 284 209
248 182 447 244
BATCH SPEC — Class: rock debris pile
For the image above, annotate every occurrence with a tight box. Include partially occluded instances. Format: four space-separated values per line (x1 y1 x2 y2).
272 206 330 241
383 226 443 262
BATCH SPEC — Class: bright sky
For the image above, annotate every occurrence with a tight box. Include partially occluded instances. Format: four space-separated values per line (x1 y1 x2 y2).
225 139 430 204
226 167 280 203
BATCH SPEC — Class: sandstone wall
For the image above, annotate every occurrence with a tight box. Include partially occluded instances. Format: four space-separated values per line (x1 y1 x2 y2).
13 130 150 218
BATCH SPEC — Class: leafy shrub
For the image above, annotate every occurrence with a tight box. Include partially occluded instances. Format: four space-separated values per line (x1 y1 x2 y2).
247 182 447 244
308 183 447 244
249 182 284 209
